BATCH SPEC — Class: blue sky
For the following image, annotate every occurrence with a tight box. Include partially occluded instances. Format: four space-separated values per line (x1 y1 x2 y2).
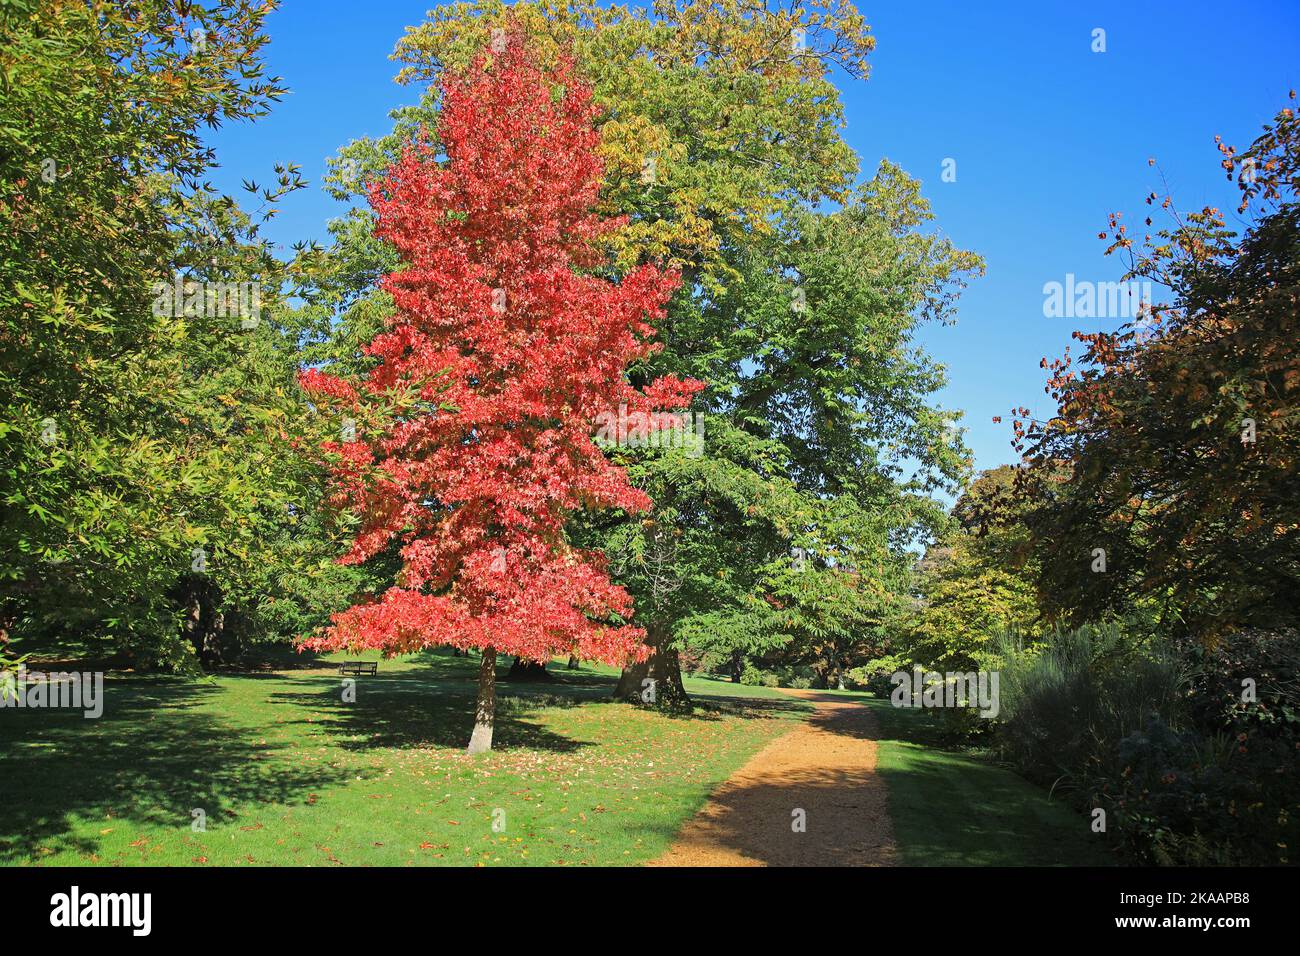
208 0 1300 477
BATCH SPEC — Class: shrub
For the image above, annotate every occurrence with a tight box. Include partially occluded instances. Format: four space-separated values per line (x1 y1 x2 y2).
848 658 908 698
991 621 1299 864
1101 716 1241 864
1159 628 1300 865
991 621 1183 787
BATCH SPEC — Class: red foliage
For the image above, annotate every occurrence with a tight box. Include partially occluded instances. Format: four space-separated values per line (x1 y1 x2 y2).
300 30 701 664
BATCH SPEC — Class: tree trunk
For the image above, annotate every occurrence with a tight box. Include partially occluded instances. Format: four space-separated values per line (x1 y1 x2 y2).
467 647 497 755
183 593 203 660
730 650 744 683
505 656 554 682
209 610 226 666
826 655 846 691
180 577 227 669
567 654 579 670
614 624 689 707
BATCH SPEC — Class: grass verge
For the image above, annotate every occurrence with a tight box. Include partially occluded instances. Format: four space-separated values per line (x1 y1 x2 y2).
852 693 1113 866
0 652 804 866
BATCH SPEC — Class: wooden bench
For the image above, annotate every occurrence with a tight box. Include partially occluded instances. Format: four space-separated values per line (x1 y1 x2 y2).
338 661 378 676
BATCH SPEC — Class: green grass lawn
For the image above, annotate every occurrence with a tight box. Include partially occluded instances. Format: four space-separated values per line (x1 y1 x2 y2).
0 651 807 866
846 693 1114 866
1 651 1110 867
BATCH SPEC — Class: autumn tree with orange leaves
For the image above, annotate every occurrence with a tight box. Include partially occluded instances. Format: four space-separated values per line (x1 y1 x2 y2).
299 29 701 753
1006 94 1300 638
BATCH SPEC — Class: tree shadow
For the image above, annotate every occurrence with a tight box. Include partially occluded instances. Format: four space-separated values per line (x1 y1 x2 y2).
689 695 812 721
224 645 330 672
645 766 896 866
0 677 349 864
800 698 892 742
860 699 1114 866
266 668 595 754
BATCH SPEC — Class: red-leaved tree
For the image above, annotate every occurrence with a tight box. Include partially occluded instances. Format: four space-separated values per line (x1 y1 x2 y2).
298 30 701 752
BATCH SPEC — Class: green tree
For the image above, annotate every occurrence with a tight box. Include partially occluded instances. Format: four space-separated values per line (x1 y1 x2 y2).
0 0 350 667
1009 95 1300 639
896 467 1040 673
301 0 980 698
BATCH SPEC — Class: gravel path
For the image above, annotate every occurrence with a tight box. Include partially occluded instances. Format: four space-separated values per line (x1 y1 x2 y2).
648 689 897 866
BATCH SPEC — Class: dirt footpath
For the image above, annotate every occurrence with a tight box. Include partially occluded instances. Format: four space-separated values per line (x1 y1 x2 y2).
648 689 897 866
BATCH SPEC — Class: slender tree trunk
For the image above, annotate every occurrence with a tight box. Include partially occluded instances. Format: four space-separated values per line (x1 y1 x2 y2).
467 647 497 755
209 610 225 667
614 623 688 707
184 593 202 660
730 650 743 683
567 654 579 670
827 654 846 691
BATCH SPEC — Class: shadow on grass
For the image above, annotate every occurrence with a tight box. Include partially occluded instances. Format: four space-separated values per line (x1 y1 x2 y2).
691 695 811 721
858 697 1114 866
267 657 807 754
0 657 815 865
266 662 599 754
0 678 349 864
